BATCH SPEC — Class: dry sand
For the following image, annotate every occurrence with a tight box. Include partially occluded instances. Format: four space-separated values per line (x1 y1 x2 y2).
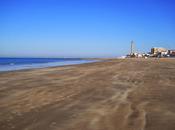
0 58 175 130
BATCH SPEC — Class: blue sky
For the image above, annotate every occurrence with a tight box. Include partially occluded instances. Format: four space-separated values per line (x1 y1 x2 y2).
0 0 175 58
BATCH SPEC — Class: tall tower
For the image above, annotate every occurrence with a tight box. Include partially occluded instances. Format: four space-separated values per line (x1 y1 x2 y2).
131 40 134 55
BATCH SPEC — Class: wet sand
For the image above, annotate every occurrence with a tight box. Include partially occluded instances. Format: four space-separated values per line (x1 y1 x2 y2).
0 58 175 130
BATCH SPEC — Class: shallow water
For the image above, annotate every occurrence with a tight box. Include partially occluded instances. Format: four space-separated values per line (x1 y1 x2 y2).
0 58 96 72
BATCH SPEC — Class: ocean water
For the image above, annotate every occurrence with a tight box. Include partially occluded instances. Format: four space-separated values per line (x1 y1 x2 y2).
0 58 96 72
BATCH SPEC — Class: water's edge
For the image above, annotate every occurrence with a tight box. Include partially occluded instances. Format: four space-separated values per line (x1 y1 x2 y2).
0 60 99 72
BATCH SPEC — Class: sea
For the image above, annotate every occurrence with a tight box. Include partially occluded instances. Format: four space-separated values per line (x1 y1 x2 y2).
0 58 96 72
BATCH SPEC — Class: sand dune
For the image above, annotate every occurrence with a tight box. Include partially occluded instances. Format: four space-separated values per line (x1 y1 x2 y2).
0 58 175 130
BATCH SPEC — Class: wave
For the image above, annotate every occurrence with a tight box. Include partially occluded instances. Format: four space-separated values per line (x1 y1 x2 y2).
0 60 97 72
10 63 15 65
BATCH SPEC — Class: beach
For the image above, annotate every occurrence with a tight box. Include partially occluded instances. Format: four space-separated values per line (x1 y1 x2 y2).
0 58 175 130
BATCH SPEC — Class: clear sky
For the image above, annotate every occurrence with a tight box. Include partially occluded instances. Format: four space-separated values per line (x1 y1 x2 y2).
0 0 175 58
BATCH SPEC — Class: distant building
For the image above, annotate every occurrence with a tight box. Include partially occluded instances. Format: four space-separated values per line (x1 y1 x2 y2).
151 47 168 55
126 42 175 58
168 50 175 57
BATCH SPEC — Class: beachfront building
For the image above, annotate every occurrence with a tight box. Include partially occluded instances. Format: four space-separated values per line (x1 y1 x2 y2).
168 50 175 57
151 47 168 57
151 47 168 54
126 42 175 58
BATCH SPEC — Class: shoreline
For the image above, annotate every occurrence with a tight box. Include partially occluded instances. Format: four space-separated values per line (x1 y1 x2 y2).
0 59 103 73
0 57 174 74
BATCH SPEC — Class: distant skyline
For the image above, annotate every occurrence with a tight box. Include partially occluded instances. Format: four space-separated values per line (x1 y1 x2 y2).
1 0 175 58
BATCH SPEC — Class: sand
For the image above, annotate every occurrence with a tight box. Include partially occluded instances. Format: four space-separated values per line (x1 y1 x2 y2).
0 58 175 130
